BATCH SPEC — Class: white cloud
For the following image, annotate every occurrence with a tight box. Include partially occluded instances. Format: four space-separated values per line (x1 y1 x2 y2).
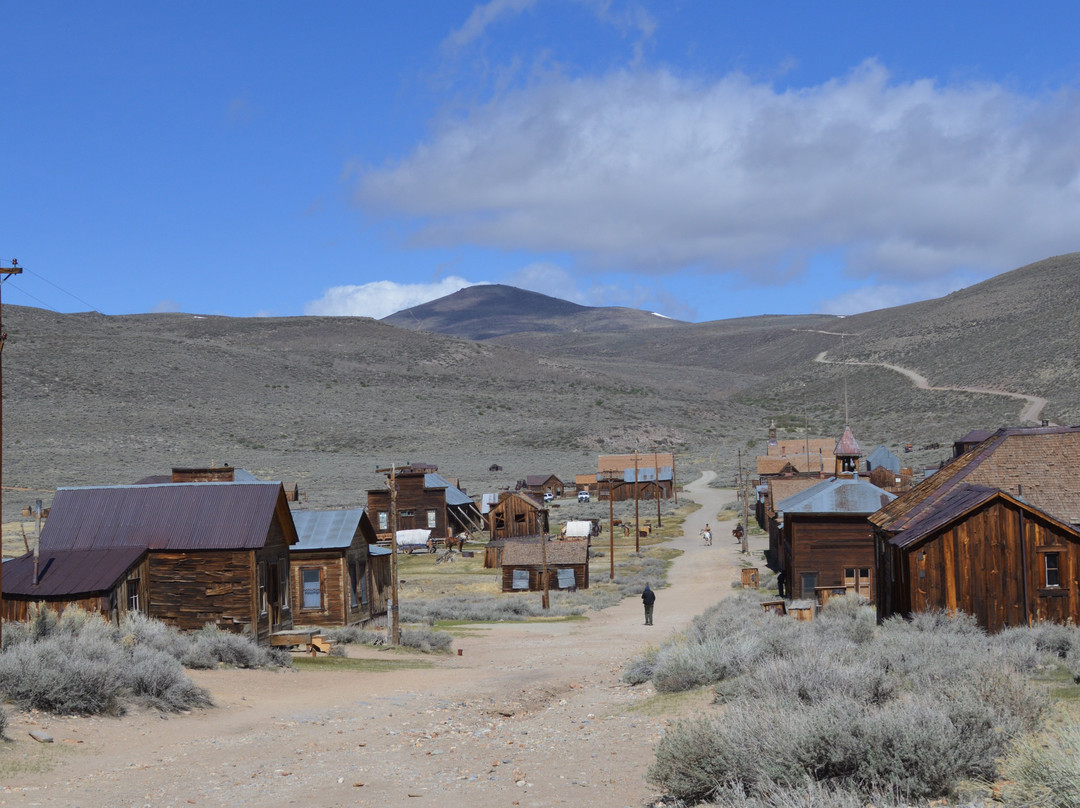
818 273 978 316
304 276 483 318
356 61 1080 284
443 0 540 51
152 299 180 313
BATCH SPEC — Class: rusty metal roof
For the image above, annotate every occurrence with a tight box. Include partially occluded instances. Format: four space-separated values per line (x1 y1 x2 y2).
502 539 588 566
39 481 295 553
834 426 862 458
2 547 146 597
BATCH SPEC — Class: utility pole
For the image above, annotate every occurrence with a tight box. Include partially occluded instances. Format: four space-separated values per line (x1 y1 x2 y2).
377 464 402 645
540 516 550 610
0 259 22 646
654 449 662 528
736 448 750 554
603 468 617 580
634 451 640 553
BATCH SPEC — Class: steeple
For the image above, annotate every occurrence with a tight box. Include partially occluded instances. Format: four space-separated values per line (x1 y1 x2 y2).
834 425 862 477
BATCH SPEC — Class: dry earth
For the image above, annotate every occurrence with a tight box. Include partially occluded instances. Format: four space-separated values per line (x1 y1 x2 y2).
0 474 757 808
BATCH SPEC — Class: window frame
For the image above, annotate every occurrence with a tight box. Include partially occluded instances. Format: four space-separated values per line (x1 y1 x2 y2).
300 567 323 610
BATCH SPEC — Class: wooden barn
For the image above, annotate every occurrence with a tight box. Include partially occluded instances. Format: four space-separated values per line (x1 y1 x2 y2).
870 425 1080 631
1 547 149 624
487 491 549 540
597 453 676 502
500 539 589 592
524 474 564 498
762 476 824 566
289 508 386 628
2 481 298 642
367 464 482 540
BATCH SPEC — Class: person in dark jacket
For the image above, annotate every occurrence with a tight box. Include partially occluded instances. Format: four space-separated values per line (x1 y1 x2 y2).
642 584 656 625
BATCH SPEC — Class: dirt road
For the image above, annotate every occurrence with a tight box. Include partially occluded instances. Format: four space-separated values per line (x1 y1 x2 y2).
0 473 759 808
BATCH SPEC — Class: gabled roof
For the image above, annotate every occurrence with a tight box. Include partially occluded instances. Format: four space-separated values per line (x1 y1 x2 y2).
598 453 674 474
502 539 588 566
766 439 836 458
777 477 895 515
866 445 901 474
885 484 1080 548
2 547 147 597
291 508 373 551
493 491 545 510
758 454 827 475
871 426 1080 531
39 481 296 553
766 477 823 515
525 474 561 487
425 472 474 507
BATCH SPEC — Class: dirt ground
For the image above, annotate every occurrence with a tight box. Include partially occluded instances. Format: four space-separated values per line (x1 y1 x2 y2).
0 475 765 808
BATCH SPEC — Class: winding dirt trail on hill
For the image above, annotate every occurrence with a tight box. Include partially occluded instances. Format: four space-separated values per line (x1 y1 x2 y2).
813 351 1049 424
1 473 761 808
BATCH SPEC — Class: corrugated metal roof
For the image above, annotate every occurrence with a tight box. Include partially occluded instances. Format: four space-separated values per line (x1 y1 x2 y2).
40 481 292 553
777 477 895 514
291 508 367 551
481 493 499 514
866 445 901 474
620 466 673 483
425 472 474 507
2 547 146 597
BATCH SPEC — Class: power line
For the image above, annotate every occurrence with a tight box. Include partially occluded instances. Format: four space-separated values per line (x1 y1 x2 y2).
2 280 60 313
23 268 101 313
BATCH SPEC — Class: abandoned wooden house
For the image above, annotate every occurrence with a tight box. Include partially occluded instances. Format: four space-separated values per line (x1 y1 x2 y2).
597 453 676 501
367 464 483 541
1 481 298 642
575 473 599 497
771 426 896 600
523 474 564 498
1 546 149 624
289 508 387 628
487 491 549 540
134 465 262 485
761 476 825 565
500 539 589 592
870 425 1080 631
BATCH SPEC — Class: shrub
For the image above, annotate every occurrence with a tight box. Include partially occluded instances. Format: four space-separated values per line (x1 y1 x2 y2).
622 646 659 685
0 632 126 715
1002 722 1080 808
399 627 453 653
181 624 289 669
326 625 384 646
118 611 191 660
125 646 212 712
0 707 7 739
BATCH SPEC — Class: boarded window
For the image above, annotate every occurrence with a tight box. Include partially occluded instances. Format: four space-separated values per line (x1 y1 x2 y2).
427 510 437 529
512 569 530 590
259 563 268 615
800 572 818 598
126 577 140 612
302 568 322 609
378 511 389 530
557 568 576 589
349 563 359 608
1045 553 1061 588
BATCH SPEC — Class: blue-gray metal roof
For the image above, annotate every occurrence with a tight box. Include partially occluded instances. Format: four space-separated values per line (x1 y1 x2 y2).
866 446 901 474
291 508 367 551
776 477 895 515
425 472 474 507
369 545 392 556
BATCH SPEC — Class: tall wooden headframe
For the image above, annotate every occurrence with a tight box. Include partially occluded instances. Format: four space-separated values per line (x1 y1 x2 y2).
0 259 23 645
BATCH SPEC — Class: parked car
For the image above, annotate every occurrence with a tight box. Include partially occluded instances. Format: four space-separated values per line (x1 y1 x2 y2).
577 491 590 502
543 492 554 502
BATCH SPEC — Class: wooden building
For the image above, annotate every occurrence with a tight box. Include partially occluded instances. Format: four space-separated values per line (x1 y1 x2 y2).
524 474 564 498
871 426 1080 631
1 547 148 624
761 476 823 566
289 508 386 628
367 464 482 540
500 539 589 592
2 482 298 642
574 474 599 497
487 492 548 540
597 453 676 501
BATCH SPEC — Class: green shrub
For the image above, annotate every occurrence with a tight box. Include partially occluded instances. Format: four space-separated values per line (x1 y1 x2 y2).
1002 723 1080 808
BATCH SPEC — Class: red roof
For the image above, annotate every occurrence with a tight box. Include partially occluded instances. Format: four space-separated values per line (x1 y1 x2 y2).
40 481 296 553
2 547 146 597
834 426 862 458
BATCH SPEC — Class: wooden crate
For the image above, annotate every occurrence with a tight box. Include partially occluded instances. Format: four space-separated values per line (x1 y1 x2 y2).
814 585 848 609
790 605 814 622
760 599 787 616
741 567 760 589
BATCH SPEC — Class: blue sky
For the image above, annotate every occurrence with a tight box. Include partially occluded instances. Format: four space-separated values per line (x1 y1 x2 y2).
4 2 1080 322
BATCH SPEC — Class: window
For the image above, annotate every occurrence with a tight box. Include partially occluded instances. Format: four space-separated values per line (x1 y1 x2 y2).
359 564 370 606
844 567 872 598
279 558 289 609
126 577 140 612
557 568 576 589
1045 553 1061 588
378 511 388 530
349 562 359 608
800 572 818 599
302 568 322 609
400 509 414 518
512 569 530 590
259 563 268 615
427 510 437 529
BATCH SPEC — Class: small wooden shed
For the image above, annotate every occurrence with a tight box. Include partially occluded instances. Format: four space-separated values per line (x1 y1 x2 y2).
500 539 589 592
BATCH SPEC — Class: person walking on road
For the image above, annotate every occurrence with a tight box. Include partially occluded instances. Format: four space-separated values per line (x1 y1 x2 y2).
642 584 656 625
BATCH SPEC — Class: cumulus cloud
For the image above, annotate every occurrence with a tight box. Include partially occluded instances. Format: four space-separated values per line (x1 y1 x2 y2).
356 61 1080 284
304 276 483 318
818 273 978 316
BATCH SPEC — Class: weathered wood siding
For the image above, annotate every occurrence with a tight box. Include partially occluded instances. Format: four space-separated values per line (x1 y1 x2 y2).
500 563 589 592
783 513 876 600
291 547 369 627
2 556 150 625
368 475 449 537
880 499 1080 632
488 495 547 539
